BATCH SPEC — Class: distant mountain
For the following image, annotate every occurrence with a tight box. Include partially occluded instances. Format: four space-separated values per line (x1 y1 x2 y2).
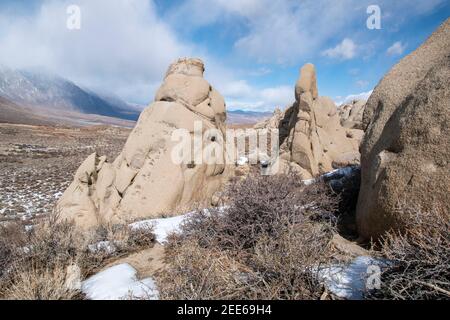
227 109 272 125
0 66 272 127
0 95 54 125
0 66 140 121
0 94 136 127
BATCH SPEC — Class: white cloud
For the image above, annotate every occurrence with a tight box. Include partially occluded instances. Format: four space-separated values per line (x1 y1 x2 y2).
322 38 357 60
167 0 445 64
224 84 293 111
386 41 407 56
260 86 292 105
220 80 254 98
0 0 444 111
335 90 373 106
0 0 192 104
168 0 360 64
0 0 288 111
247 67 272 77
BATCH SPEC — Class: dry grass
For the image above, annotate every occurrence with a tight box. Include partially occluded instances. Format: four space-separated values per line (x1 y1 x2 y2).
367 204 450 300
161 239 259 299
159 173 340 300
0 212 155 300
4 264 82 300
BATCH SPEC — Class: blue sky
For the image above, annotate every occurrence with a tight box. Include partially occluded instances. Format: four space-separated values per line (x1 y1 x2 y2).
0 0 448 111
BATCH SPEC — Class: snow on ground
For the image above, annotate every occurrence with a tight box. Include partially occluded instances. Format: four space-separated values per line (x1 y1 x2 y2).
237 156 249 166
129 213 192 244
81 263 159 300
88 240 117 254
317 256 387 300
83 212 192 300
129 207 229 244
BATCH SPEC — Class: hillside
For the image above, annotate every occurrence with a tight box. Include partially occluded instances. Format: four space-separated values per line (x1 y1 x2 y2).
0 66 140 122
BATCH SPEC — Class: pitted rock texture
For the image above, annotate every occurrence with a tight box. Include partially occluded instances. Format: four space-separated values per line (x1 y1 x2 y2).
274 63 362 178
338 100 366 130
356 19 450 240
57 58 231 229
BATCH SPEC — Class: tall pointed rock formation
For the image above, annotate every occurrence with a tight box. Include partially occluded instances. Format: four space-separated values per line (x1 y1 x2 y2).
277 63 362 178
57 58 231 229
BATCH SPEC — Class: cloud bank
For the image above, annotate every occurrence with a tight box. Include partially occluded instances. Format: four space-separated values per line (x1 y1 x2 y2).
0 0 191 104
0 0 446 111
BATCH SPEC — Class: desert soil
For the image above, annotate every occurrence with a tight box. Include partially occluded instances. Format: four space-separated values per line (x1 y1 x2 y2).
0 123 131 224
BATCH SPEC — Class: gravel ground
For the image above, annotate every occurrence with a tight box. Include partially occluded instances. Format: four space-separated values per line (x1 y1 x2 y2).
0 124 130 223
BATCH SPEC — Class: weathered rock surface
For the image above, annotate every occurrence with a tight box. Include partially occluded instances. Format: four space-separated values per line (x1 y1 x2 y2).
57 58 231 229
275 63 362 178
254 108 283 130
338 100 366 130
356 19 450 240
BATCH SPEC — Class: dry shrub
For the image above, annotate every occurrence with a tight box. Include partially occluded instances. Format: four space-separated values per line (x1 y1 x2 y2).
176 173 338 251
250 222 332 299
323 166 361 237
4 264 81 300
161 239 259 300
0 216 85 299
80 222 155 275
159 173 339 299
90 222 155 250
367 204 450 300
0 222 28 280
126 224 155 248
0 212 155 300
325 166 361 217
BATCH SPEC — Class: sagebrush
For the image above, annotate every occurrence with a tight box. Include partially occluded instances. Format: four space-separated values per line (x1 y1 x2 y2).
367 204 450 300
159 173 340 299
0 213 155 300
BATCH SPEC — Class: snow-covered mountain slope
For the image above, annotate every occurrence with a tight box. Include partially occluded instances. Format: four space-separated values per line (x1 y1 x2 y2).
0 66 140 121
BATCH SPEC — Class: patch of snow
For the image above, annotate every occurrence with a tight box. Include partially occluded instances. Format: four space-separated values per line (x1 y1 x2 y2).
302 178 316 186
53 191 63 199
237 156 249 166
129 213 191 244
81 263 159 300
20 245 33 254
317 256 386 300
88 241 116 254
129 207 229 244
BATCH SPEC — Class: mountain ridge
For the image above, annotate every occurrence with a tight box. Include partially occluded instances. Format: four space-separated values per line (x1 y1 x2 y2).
0 66 140 121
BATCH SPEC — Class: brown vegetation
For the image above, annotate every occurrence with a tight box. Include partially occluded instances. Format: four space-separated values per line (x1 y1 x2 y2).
0 212 155 300
367 204 449 300
158 173 341 299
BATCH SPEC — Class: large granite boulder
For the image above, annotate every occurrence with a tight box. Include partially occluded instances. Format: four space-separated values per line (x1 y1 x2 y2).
356 19 450 240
